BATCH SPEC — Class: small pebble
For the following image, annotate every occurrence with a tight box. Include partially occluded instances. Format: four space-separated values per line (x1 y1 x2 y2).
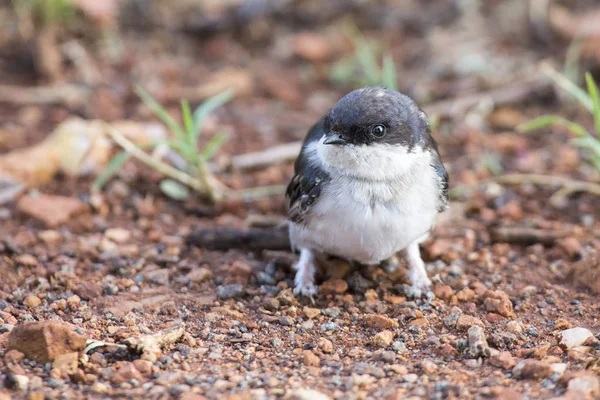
218 284 244 300
320 322 339 331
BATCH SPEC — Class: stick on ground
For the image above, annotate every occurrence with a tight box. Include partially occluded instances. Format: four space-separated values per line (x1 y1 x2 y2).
186 227 290 251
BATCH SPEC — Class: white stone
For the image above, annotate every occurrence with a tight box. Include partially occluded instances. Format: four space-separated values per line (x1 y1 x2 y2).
560 327 593 349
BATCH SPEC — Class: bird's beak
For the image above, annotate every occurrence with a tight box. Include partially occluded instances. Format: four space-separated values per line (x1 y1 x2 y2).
323 132 347 145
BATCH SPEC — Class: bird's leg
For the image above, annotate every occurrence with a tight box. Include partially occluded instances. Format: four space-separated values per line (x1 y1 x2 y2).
293 248 318 299
404 240 432 292
380 254 401 273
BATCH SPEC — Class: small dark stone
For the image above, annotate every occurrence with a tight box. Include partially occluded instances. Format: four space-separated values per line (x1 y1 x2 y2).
176 344 191 356
218 284 244 300
456 339 468 351
279 316 294 326
527 327 539 337
347 272 375 292
103 283 119 296
261 285 280 296
47 378 64 388
256 272 275 285
321 322 339 331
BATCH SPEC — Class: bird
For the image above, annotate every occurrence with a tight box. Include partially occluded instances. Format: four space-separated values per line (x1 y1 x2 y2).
285 86 449 298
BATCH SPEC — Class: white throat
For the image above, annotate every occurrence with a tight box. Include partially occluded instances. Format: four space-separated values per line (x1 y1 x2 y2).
312 134 430 183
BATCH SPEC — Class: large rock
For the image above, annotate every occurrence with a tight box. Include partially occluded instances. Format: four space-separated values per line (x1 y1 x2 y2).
6 321 87 363
17 194 86 227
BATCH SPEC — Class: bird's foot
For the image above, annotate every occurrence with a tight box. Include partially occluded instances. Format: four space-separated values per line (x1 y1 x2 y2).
293 282 318 304
406 267 432 299
293 248 318 303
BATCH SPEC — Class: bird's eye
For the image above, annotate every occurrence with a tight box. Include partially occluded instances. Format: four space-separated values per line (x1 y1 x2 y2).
371 124 386 138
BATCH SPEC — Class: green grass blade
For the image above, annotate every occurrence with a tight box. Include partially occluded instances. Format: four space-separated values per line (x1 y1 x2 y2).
517 116 561 132
382 54 397 90
590 156 600 172
544 65 593 112
181 99 194 140
92 151 129 192
518 115 589 138
571 137 600 157
355 39 381 86
563 38 584 84
135 86 186 140
192 89 235 140
329 57 357 86
201 132 229 162
585 72 600 137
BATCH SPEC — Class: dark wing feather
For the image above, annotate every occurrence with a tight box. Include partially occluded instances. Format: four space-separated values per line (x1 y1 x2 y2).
427 135 449 212
433 156 449 212
286 117 331 224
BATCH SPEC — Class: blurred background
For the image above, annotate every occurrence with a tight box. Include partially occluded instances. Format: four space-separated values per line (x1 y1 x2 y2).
1 0 599 208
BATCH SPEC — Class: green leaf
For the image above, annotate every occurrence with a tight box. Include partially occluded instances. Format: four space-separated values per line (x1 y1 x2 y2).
181 99 194 139
159 179 190 200
518 115 589 138
201 132 229 161
192 89 235 140
92 151 129 192
382 54 397 90
135 86 186 141
585 72 600 137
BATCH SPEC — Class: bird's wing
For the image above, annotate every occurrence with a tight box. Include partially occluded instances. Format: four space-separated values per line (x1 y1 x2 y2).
432 155 449 212
286 117 330 224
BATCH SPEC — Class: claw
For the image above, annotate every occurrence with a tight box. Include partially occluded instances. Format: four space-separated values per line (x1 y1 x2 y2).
293 282 318 303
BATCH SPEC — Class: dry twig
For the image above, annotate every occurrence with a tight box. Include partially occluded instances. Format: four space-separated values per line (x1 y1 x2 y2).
103 123 229 202
123 323 185 362
230 142 302 171
186 227 290 251
0 84 90 108
489 226 569 245
422 76 551 118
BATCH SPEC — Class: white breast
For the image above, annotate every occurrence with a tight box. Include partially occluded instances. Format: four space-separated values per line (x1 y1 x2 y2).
289 138 441 264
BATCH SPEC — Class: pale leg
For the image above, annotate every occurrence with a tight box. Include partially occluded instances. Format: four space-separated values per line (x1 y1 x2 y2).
293 248 318 298
405 240 432 291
